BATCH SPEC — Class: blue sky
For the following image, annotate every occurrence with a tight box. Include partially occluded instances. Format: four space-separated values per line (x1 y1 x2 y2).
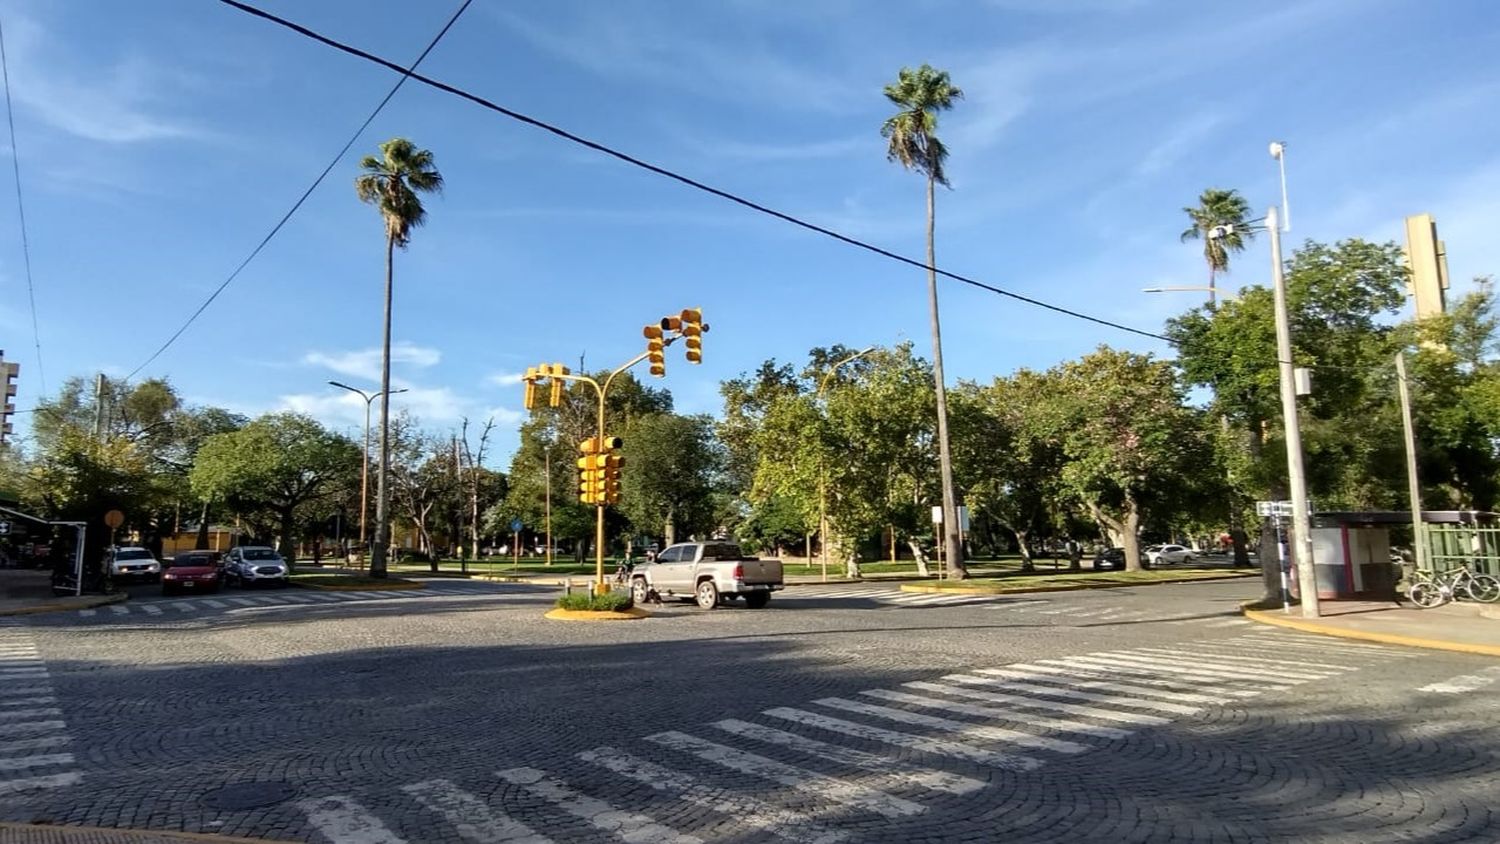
0 0 1496 463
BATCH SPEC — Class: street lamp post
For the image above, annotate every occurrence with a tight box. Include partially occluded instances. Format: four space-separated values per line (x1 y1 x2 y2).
817 347 875 583
328 381 407 566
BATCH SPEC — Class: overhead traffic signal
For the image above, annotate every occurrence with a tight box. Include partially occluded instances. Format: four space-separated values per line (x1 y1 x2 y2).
680 308 704 364
644 324 665 378
524 363 572 410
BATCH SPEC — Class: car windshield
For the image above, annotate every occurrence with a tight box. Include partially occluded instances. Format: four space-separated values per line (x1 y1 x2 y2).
169 556 215 568
115 549 152 560
242 549 280 561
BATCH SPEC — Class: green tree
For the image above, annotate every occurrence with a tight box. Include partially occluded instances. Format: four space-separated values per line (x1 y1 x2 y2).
882 63 967 579
190 413 360 565
1179 188 1255 304
620 413 721 545
355 137 443 578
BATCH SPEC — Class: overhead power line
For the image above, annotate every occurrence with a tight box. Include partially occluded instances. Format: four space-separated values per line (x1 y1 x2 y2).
216 0 1171 345
0 16 46 394
127 0 476 380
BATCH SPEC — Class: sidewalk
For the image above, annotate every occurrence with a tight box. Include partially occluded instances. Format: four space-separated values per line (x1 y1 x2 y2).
0 822 281 843
0 568 125 617
1244 598 1500 657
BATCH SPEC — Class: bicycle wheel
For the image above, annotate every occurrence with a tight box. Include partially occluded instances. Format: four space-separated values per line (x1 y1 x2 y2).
1408 581 1446 609
1464 573 1500 603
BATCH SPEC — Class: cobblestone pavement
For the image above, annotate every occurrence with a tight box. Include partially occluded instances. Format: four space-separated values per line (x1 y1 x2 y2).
3 580 1498 842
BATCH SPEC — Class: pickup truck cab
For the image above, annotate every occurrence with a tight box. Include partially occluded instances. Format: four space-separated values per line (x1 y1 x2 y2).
632 541 783 609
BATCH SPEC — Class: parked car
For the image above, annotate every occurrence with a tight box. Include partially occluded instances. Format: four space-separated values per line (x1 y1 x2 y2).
106 547 161 583
630 541 783 609
1147 544 1197 566
162 551 224 595
224 546 289 587
1093 547 1150 571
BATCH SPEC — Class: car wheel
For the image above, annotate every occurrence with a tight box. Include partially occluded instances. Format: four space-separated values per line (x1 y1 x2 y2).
695 580 720 610
743 592 770 609
631 577 650 605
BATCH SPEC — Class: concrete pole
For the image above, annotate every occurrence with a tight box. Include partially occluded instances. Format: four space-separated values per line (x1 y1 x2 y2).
1396 352 1426 569
1268 205 1320 618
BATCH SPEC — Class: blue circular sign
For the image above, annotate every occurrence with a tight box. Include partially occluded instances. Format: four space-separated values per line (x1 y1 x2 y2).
510 519 523 532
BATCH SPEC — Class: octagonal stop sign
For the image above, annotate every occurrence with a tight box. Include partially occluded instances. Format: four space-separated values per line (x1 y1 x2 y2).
104 510 124 529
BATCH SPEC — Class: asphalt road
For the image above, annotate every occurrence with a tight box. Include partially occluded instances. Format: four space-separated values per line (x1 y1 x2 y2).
3 578 1498 843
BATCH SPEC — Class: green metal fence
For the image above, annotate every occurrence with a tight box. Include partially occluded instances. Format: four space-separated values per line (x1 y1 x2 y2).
1425 525 1500 576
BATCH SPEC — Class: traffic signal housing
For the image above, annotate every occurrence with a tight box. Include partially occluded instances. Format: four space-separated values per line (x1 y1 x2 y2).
680 308 704 364
644 324 665 378
600 436 623 505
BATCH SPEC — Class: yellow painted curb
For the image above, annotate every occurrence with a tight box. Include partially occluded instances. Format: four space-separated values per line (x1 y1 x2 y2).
899 572 1258 596
0 590 129 617
545 607 651 621
292 580 424 591
1241 605 1500 658
0 821 293 842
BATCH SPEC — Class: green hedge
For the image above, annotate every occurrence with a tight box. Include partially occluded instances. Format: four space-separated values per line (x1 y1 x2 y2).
555 591 634 611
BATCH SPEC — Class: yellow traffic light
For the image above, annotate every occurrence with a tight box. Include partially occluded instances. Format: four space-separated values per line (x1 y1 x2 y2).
549 377 563 407
661 315 682 332
681 308 704 364
644 324 666 378
603 452 623 504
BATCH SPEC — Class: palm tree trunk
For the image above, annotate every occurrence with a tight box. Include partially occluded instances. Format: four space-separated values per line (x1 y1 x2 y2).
925 173 967 579
370 233 396 579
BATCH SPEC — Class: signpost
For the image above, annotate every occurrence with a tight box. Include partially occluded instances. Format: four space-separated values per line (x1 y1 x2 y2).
1255 500 1306 613
104 509 125 547
511 518 523 570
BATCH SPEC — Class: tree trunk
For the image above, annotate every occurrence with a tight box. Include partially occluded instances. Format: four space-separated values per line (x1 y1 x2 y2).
924 173 966 579
844 549 861 580
1121 496 1143 572
1249 420 1284 604
1015 528 1035 572
906 540 929 573
277 508 297 574
1068 541 1083 572
370 232 396 579
664 507 676 546
195 502 210 551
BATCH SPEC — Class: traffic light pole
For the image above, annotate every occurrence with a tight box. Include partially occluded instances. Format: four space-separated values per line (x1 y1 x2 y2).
548 350 652 593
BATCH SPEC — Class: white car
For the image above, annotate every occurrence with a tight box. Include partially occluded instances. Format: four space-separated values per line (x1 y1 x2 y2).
223 546 289 587
1147 544 1197 565
107 547 161 582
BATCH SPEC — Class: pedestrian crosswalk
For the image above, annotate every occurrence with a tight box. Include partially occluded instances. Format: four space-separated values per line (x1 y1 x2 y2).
294 629 1412 843
74 589 440 619
779 585 1255 627
0 622 81 800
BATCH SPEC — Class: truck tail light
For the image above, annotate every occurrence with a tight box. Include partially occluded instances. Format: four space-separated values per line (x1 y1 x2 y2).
733 564 744 580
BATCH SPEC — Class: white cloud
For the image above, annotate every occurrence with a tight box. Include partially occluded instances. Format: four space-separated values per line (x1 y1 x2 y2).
4 14 206 144
303 343 442 384
485 371 527 387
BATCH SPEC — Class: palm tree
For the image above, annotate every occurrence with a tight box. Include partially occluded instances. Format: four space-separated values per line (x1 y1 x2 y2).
355 137 443 579
882 64 968 579
1180 188 1254 306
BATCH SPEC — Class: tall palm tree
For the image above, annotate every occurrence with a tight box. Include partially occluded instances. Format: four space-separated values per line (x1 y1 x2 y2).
355 137 443 579
1180 188 1254 306
882 64 968 579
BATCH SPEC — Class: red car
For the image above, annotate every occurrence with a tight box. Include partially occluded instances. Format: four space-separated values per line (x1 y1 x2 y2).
162 551 224 596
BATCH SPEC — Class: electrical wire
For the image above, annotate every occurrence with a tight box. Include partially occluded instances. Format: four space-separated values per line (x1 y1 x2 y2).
215 0 1171 344
126 0 476 379
0 16 46 393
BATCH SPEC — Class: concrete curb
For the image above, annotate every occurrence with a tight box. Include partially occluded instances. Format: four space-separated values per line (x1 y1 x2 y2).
898 572 1258 597
0 590 128 617
0 821 291 843
545 607 651 621
291 580 424 592
1241 604 1500 658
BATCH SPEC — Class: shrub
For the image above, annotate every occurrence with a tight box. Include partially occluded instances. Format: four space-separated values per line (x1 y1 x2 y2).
555 590 634 611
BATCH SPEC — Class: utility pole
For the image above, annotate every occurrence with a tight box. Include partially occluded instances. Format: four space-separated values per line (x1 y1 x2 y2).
1268 205 1320 618
545 442 553 568
93 373 106 440
1396 352 1426 569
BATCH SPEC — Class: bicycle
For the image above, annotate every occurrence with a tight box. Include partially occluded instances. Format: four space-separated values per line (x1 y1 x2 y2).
1405 563 1500 608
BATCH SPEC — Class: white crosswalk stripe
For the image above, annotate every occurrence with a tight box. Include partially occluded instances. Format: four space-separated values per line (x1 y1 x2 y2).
645 731 924 819
579 746 848 844
1046 656 1292 692
0 626 82 798
498 766 705 843
861 688 1128 742
818 695 1089 753
895 682 1132 739
1418 666 1500 694
960 671 1202 715
299 795 408 844
979 664 1244 703
910 677 1169 726
763 706 1040 770
72 588 449 618
401 779 552 843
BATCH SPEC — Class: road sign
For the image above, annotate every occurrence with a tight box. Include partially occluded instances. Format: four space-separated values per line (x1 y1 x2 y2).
510 518 523 533
0 520 9 535
104 509 125 529
1255 500 1315 518
931 506 943 524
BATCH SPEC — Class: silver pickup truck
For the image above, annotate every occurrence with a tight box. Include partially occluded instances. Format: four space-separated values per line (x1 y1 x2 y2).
630 541 783 609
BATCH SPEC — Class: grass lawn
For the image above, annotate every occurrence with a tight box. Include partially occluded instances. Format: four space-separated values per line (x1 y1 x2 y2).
390 558 605 577
290 572 423 590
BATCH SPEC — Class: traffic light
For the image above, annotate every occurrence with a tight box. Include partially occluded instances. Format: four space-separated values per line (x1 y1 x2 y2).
644 324 666 378
680 308 704 364
577 437 600 504
523 366 538 410
543 362 569 406
0 353 14 446
600 436 623 504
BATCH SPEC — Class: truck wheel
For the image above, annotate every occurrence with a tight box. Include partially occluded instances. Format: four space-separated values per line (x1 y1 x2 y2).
743 592 770 609
631 577 651 605
695 580 720 610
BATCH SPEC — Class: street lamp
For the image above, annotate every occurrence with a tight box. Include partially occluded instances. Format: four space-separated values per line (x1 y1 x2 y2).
817 346 875 583
328 381 408 563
